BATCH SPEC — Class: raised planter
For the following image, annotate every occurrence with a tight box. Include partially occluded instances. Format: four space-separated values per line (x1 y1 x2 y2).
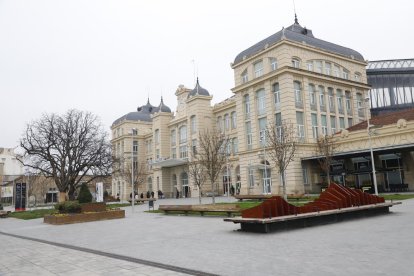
44 209 125 225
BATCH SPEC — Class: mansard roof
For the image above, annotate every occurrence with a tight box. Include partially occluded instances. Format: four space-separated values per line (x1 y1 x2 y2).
233 18 364 65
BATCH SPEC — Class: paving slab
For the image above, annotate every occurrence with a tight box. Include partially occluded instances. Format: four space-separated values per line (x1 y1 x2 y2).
1 196 413 275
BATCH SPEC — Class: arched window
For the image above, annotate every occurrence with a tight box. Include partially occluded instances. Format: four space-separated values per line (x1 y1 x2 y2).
272 83 280 109
179 126 187 143
254 60 263 78
269 57 277 71
294 81 302 107
292 58 301 68
231 111 237 129
148 177 153 192
224 113 230 131
241 69 248 83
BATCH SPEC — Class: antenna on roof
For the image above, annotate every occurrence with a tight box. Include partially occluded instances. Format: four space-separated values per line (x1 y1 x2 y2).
293 0 299 24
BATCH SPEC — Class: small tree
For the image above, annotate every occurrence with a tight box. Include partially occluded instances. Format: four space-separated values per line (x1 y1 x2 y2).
113 156 146 198
197 130 228 204
266 119 297 200
316 134 339 186
188 146 207 204
78 183 92 203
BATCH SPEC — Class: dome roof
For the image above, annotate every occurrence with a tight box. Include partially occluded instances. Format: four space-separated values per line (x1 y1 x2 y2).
157 97 171 113
112 98 157 125
233 17 364 65
188 78 210 98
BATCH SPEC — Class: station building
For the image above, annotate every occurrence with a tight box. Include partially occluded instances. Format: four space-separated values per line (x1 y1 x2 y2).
111 17 414 200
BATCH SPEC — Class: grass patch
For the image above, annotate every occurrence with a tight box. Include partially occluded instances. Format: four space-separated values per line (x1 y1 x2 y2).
9 208 56 220
380 194 414 201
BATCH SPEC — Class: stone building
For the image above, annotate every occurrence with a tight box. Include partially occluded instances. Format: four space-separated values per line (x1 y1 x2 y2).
111 17 414 200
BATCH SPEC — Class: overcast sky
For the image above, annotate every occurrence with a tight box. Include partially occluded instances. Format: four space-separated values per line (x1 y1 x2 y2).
1 0 413 148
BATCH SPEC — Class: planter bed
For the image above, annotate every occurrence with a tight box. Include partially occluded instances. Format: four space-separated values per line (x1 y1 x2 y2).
44 209 125 225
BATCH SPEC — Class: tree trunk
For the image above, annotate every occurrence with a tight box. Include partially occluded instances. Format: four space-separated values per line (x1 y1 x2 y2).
68 185 76 201
281 172 287 200
211 182 215 204
327 172 331 186
59 192 66 202
198 185 202 205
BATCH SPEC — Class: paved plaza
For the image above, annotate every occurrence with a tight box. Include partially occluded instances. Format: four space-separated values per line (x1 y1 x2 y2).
1 196 414 276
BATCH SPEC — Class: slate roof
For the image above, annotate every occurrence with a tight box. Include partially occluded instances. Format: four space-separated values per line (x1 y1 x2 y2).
188 78 210 98
347 109 414 132
233 20 364 65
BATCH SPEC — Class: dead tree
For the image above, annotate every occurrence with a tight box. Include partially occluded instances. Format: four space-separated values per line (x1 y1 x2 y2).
266 119 297 200
197 130 228 204
316 134 339 186
19 109 112 201
188 146 207 204
113 156 147 198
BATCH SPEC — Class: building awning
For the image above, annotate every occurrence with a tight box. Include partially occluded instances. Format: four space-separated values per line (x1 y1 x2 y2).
152 158 188 168
301 143 414 161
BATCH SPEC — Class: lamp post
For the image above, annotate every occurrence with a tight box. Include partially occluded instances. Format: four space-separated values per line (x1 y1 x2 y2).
365 98 379 196
260 130 269 194
130 129 137 212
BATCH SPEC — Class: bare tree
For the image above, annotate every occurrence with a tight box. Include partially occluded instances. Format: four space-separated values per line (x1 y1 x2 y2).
316 134 339 186
188 146 207 204
113 156 147 198
19 109 112 201
197 130 228 204
266 119 297 200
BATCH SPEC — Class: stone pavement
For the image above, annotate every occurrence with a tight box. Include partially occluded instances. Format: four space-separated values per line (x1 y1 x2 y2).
1 196 414 276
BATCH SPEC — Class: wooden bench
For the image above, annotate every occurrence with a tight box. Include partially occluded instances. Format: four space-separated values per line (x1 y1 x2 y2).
234 195 273 201
159 204 241 217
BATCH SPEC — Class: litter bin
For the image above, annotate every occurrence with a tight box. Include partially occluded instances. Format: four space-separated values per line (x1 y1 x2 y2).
148 200 154 211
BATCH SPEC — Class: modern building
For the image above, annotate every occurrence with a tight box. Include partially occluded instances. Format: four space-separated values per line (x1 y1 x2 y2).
111 17 414 200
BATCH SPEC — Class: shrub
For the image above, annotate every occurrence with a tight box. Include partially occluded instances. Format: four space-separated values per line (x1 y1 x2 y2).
78 183 93 203
54 201 82 214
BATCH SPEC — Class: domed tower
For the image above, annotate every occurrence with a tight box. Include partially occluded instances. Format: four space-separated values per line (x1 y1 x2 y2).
157 97 172 113
187 78 210 98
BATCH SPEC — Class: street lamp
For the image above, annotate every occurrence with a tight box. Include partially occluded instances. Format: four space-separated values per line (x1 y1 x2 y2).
260 130 269 194
364 98 379 195
130 128 137 212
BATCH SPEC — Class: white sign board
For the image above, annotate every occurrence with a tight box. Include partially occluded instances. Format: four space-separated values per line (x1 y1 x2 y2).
96 182 104 202
1 186 13 197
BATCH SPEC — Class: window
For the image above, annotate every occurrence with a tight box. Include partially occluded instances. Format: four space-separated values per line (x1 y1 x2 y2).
231 112 237 129
258 117 267 146
321 115 327 136
296 112 305 140
192 139 197 155
232 137 238 154
132 128 138 135
256 89 266 116
319 86 325 108
342 70 349 79
292 58 300 68
339 117 345 129
294 81 302 105
171 147 176 159
273 83 280 109
179 126 187 143
345 91 352 112
171 130 176 146
325 62 331 75
330 116 336 134
248 166 255 188
303 168 309 185
337 89 343 112
241 70 248 83
146 140 152 153
311 113 318 139
328 88 334 111
246 121 252 150
357 93 363 110
269 58 278 71
156 149 160 159
179 145 187 158
226 141 232 156
190 115 196 134
309 84 316 106
155 129 160 144
254 60 264 78
275 113 282 139
334 65 340 77
347 118 353 128
244 94 251 119
224 114 230 131
307 62 313 71
315 61 322 73
133 141 138 152
354 73 361 82
217 116 222 132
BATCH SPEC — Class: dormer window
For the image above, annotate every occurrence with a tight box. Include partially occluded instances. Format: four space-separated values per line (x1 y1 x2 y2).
292 58 300 68
354 72 361 81
241 70 248 83
254 60 264 78
342 70 349 80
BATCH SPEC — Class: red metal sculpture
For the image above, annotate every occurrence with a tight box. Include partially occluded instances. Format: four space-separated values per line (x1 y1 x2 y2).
242 183 385 219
